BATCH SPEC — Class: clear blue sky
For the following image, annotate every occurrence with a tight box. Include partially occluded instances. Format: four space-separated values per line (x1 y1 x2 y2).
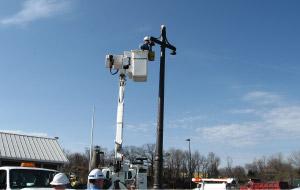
1 0 300 166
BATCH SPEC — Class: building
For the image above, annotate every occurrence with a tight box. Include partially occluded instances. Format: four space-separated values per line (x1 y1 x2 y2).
0 131 68 170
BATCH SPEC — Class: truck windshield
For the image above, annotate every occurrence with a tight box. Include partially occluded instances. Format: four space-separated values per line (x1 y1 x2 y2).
9 169 57 189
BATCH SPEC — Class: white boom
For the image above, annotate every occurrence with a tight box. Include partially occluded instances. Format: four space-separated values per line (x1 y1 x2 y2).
104 50 149 189
115 73 126 162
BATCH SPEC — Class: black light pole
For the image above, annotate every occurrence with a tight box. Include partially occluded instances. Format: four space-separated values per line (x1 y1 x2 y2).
143 25 176 189
186 138 192 189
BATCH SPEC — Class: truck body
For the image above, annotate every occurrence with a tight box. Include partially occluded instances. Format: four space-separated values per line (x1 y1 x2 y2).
102 158 148 189
0 166 58 190
240 181 289 190
192 178 238 190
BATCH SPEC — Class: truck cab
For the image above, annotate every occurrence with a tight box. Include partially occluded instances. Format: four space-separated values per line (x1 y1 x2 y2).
0 166 58 189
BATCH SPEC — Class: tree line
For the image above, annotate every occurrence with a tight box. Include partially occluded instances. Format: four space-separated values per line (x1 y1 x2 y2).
62 144 300 189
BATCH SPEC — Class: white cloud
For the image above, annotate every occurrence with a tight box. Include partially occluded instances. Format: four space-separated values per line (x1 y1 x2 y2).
126 123 155 133
263 106 300 133
126 115 206 133
117 91 300 150
196 123 263 147
243 91 282 105
167 115 206 129
229 109 256 114
195 91 300 147
0 0 71 26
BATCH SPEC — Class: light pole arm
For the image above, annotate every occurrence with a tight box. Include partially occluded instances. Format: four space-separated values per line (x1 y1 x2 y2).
149 37 177 52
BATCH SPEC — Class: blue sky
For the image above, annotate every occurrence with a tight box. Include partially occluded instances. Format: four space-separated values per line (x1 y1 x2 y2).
0 0 300 166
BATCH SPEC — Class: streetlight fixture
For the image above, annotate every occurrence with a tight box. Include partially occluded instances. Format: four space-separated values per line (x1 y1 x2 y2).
142 25 176 189
186 138 192 189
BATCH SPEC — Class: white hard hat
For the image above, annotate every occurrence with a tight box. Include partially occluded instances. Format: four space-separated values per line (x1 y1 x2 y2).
88 169 104 180
143 36 150 41
50 173 70 186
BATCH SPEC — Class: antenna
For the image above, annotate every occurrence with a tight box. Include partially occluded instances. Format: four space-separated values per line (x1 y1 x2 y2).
89 105 95 171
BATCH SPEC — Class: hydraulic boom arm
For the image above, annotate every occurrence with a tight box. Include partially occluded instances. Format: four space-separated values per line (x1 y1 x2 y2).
115 73 126 170
104 50 149 188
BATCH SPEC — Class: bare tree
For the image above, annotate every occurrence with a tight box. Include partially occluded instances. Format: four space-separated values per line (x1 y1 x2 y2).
245 156 267 179
62 144 300 189
202 157 209 178
192 151 201 177
193 151 200 177
123 145 143 162
289 151 300 168
142 143 155 184
225 156 233 177
164 148 187 188
62 152 89 184
232 166 247 182
207 152 220 178
266 153 294 181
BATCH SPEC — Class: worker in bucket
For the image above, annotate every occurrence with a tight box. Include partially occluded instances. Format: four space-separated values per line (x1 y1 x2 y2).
50 173 70 190
88 169 105 189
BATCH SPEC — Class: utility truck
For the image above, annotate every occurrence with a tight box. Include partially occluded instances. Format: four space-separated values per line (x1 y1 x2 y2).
192 178 238 190
0 166 58 190
103 49 151 189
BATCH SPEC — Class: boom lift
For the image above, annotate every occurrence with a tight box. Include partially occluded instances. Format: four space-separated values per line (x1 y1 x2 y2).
104 50 150 189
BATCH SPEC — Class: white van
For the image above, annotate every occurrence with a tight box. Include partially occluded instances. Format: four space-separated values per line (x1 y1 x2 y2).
0 166 58 189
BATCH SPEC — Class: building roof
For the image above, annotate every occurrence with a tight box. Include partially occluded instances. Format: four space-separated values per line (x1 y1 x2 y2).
0 132 68 164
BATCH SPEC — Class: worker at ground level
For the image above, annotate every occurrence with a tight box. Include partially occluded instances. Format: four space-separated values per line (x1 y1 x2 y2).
88 169 105 189
50 173 70 190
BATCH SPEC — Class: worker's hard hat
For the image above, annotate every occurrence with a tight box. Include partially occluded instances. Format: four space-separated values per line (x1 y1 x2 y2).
50 173 70 186
143 36 150 41
88 169 104 180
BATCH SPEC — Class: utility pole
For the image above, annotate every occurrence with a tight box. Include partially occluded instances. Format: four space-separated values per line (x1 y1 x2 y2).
186 138 192 189
146 25 176 189
89 105 95 172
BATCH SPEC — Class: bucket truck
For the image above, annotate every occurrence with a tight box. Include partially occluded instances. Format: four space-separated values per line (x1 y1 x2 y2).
103 50 150 189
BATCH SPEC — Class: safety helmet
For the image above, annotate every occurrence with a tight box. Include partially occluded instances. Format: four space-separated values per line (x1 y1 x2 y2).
50 173 70 186
143 36 150 41
88 169 104 180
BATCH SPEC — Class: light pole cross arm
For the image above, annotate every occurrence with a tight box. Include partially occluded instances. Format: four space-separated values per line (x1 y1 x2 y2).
149 37 176 52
